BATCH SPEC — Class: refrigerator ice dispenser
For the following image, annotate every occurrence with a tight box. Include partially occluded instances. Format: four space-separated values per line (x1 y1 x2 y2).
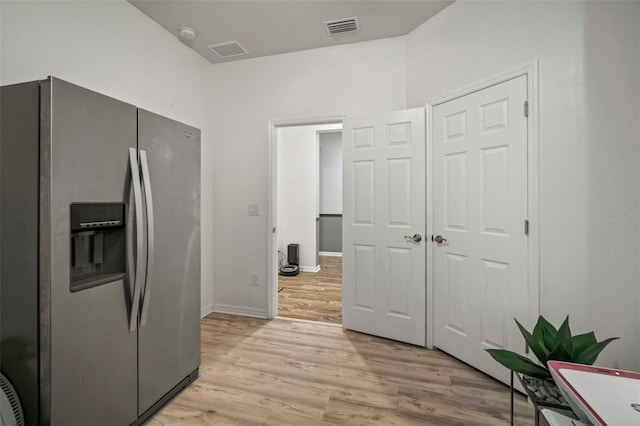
70 202 126 292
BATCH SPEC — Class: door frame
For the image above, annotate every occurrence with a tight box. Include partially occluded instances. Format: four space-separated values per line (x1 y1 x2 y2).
425 60 540 349
317 128 344 257
267 115 349 319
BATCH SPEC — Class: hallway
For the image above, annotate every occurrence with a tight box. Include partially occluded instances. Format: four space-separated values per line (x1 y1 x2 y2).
278 256 342 324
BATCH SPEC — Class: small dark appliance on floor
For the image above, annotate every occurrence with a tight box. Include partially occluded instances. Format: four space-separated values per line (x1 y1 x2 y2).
279 243 300 276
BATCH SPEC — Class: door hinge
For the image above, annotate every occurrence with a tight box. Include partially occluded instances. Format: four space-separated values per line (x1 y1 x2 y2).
524 219 529 236
272 227 276 233
524 101 529 117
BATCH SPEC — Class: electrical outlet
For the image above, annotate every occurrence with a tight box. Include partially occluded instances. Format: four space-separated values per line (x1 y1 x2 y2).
251 273 259 286
248 203 260 216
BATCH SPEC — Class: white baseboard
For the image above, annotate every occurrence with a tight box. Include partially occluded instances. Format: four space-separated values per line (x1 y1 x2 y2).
319 251 342 257
211 303 268 319
201 303 214 318
300 265 321 273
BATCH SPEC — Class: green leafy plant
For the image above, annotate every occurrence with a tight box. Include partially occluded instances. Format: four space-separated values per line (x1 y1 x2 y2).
486 316 618 381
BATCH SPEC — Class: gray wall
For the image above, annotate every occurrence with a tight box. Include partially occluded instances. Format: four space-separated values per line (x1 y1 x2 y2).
319 214 342 253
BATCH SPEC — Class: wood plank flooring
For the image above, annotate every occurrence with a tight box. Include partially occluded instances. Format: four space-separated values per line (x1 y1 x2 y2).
147 313 537 425
278 256 342 324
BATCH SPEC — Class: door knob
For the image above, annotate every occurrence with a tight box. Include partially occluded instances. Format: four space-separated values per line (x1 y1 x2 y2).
404 234 422 243
432 235 447 244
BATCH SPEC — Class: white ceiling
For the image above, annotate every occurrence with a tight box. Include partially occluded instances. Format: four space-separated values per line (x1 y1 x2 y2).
128 1 454 64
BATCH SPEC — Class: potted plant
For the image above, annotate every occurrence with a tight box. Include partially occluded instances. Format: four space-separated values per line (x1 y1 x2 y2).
486 316 618 406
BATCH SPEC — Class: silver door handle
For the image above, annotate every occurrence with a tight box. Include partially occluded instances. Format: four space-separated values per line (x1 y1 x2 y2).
128 148 145 333
139 150 154 327
432 235 447 244
404 234 422 243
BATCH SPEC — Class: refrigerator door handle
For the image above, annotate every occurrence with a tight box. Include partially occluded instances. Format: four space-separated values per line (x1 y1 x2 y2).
128 147 145 333
139 149 155 327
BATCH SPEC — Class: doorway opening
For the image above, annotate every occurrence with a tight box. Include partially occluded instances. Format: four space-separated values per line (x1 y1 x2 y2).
268 117 346 324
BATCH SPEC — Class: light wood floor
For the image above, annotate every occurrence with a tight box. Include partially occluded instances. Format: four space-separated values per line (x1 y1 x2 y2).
148 313 537 425
278 256 342 324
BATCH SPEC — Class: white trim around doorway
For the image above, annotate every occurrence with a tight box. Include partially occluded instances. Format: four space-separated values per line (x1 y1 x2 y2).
267 114 349 319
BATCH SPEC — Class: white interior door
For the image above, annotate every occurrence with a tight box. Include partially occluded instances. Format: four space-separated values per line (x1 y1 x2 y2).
342 108 426 346
432 75 529 383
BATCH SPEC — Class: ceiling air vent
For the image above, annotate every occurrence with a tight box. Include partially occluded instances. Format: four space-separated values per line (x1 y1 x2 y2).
324 17 360 36
207 41 249 59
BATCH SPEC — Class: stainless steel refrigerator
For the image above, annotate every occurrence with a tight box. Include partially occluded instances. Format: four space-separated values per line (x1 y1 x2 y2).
1 77 201 425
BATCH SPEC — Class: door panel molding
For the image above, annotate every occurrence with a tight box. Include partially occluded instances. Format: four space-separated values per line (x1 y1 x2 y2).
426 60 540 355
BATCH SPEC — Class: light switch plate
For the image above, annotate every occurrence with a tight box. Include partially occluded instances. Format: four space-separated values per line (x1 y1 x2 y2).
248 203 259 216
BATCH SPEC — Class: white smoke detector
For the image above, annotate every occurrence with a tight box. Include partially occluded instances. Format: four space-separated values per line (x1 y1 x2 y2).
178 27 197 41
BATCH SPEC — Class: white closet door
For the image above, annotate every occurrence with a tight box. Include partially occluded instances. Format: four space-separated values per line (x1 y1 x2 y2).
432 75 529 383
342 108 426 346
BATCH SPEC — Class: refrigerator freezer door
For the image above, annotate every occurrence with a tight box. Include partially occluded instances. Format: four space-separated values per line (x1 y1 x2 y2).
137 109 201 415
43 78 138 425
